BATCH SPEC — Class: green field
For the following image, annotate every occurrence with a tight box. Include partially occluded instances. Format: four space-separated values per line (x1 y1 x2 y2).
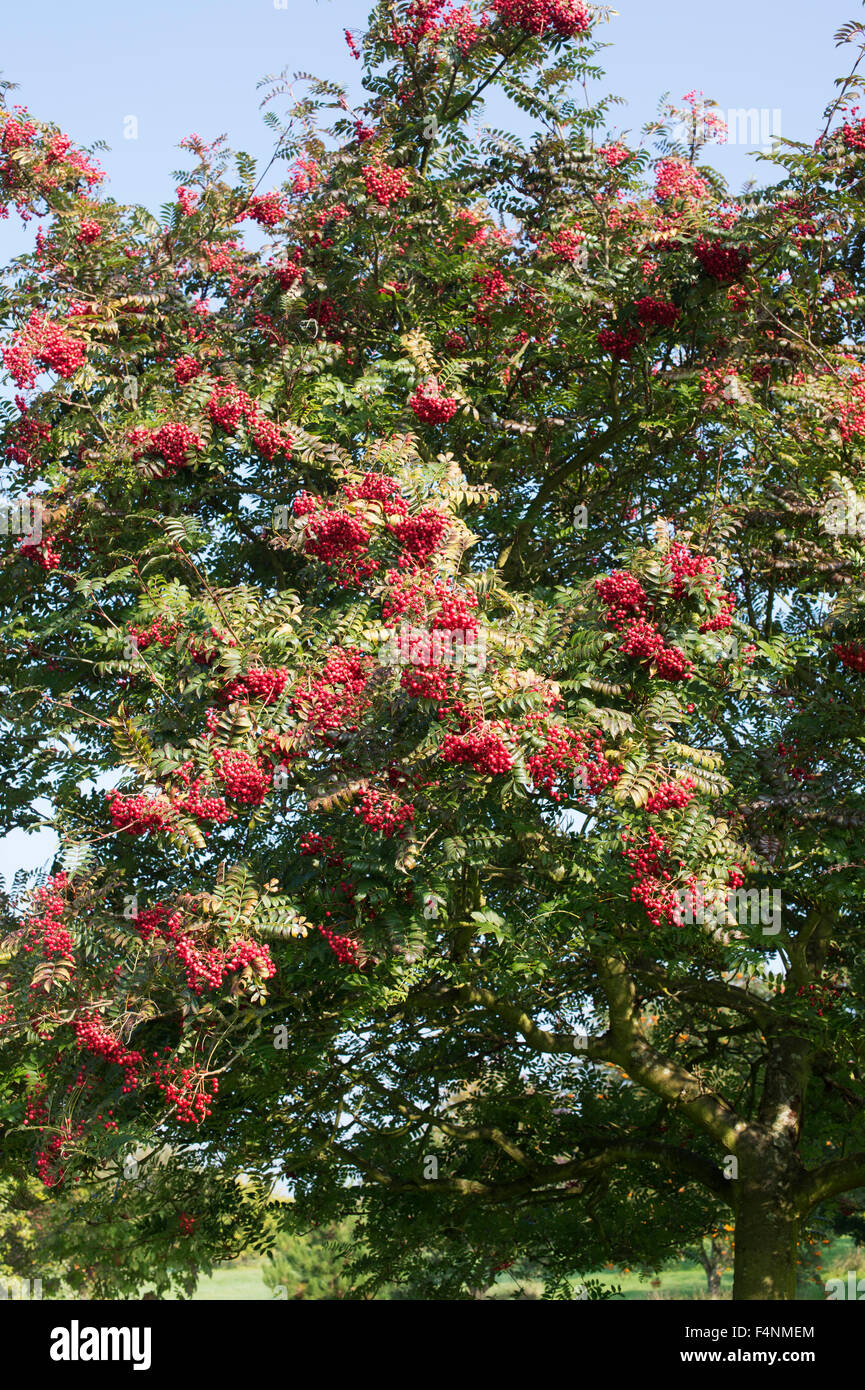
185 1245 849 1300
188 1265 273 1300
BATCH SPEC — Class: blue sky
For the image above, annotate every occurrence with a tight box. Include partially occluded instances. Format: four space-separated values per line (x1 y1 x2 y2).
0 0 859 887
0 0 859 231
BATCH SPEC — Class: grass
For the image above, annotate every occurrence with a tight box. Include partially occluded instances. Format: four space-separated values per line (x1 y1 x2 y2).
185 1239 856 1300
186 1264 274 1300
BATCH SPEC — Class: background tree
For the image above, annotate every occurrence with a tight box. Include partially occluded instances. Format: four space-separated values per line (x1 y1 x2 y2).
687 1231 733 1301
1 0 865 1301
261 1216 361 1301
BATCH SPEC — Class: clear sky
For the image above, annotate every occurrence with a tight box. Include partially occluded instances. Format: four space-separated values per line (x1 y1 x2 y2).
0 0 859 229
0 0 859 886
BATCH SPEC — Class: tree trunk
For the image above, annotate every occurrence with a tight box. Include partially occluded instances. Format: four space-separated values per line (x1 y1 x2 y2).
696 1236 725 1299
733 1185 800 1300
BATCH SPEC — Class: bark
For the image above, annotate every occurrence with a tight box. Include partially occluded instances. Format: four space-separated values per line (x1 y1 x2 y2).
696 1236 726 1299
733 1179 801 1300
731 1025 811 1299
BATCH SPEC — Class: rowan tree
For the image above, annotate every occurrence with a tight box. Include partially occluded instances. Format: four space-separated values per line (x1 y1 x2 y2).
2 0 865 1301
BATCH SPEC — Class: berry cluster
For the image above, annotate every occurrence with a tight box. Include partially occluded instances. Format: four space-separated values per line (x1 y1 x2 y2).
599 142 630 168
635 295 681 329
432 587 479 638
667 542 735 631
76 218 102 244
401 662 456 700
409 377 459 424
617 615 661 661
700 365 740 405
294 648 375 734
202 240 238 274
389 507 451 560
362 163 410 207
207 380 292 459
651 644 694 681
151 1057 219 1124
248 664 290 703
390 1 483 53
654 158 709 203
440 725 513 775
841 115 865 150
273 256 305 289
694 236 750 283
212 747 270 805
667 542 714 596
595 570 694 681
134 904 184 941
2 312 86 389
595 571 647 628
617 615 687 675
492 0 590 38
27 1093 83 1187
698 601 736 634
342 472 410 517
134 901 275 995
794 981 841 1017
187 625 235 666
174 355 201 385
176 186 199 215
176 776 232 825
20 873 73 959
597 326 643 360
776 739 817 784
472 266 510 323
621 827 681 926
836 371 865 441
208 380 248 432
108 790 178 835
4 402 51 472
220 665 288 706
172 934 275 994
354 787 415 837
318 924 360 965
548 226 585 262
20 535 60 570
524 718 620 801
74 1014 142 1094
291 156 320 196
243 192 287 227
129 421 204 478
833 641 865 673
1 108 103 220
127 616 180 651
645 778 696 813
300 831 342 862
1 112 38 152
452 208 490 248
109 775 231 834
304 508 371 563
382 569 436 624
